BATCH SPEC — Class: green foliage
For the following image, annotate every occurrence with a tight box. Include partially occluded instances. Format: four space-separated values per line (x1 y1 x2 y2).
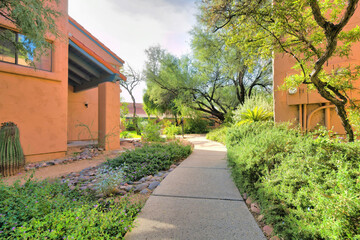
139 120 164 142
226 122 360 239
124 119 136 131
201 0 360 141
120 131 141 139
0 122 25 177
94 166 125 196
163 123 181 140
0 0 61 62
106 142 192 181
206 126 228 144
0 179 142 239
184 117 210 134
236 107 273 125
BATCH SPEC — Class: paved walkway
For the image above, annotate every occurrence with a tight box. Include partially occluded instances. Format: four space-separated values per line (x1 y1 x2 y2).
126 136 266 240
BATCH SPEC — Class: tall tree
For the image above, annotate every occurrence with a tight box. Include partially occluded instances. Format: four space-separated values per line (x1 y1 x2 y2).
144 36 271 122
120 65 143 134
201 0 360 141
0 0 61 59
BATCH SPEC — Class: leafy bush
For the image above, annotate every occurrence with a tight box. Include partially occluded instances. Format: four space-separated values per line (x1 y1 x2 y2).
0 179 141 239
206 126 228 144
124 119 136 131
184 117 209 134
226 122 360 239
163 124 181 140
106 142 192 181
120 131 141 139
139 120 164 142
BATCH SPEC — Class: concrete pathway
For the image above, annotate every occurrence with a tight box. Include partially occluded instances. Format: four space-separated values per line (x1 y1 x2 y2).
126 136 266 240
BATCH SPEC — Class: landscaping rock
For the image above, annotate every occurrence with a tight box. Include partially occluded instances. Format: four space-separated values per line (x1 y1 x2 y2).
170 164 177 169
257 215 264 222
263 225 274 236
163 173 169 178
148 181 160 190
242 193 247 200
251 203 261 214
140 189 149 194
144 175 153 181
134 183 149 192
154 172 164 177
245 197 252 205
270 236 281 240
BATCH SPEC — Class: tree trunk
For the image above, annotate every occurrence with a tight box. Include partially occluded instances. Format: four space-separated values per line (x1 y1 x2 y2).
131 95 141 135
334 103 354 142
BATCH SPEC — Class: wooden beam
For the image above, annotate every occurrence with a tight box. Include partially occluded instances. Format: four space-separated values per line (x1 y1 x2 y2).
69 52 101 78
69 73 83 85
74 74 116 92
69 64 91 81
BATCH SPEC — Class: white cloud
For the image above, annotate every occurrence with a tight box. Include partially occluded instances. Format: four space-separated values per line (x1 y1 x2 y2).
69 0 197 103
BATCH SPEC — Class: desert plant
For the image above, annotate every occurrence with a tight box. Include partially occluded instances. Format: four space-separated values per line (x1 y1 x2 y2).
237 107 273 125
233 94 273 122
0 122 25 177
94 166 125 196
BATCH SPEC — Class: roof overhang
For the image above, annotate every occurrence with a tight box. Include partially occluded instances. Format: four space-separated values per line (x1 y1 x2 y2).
68 37 126 92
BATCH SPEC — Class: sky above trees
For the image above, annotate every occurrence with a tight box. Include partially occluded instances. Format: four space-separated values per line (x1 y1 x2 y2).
69 0 198 103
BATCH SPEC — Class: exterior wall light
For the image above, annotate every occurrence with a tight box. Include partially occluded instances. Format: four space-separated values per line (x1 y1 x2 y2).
288 87 298 95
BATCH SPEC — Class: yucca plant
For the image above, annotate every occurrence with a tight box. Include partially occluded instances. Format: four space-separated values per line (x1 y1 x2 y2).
0 122 25 177
237 106 273 125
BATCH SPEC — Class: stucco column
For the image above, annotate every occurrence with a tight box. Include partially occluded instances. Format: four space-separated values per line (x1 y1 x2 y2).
98 81 120 150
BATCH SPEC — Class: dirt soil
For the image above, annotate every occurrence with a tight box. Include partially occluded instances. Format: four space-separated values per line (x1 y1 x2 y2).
3 141 135 185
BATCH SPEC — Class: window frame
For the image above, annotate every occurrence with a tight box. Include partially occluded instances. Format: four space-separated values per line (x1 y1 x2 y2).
0 27 52 72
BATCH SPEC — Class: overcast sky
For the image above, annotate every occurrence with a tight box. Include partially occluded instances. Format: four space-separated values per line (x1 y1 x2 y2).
69 0 198 103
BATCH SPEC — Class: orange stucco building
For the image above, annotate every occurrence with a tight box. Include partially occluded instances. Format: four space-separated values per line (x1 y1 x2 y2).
273 6 360 134
0 0 125 162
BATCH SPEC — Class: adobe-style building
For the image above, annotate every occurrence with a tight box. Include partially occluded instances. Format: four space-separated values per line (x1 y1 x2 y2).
273 6 360 134
0 0 125 162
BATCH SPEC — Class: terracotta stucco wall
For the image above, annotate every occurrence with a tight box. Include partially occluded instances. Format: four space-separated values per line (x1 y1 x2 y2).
273 6 360 134
67 17 123 143
67 85 98 141
0 0 69 162
68 19 123 69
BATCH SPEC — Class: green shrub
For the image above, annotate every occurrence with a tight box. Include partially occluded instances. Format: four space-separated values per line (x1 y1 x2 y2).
139 120 164 142
206 126 228 144
233 94 273 123
163 124 181 140
237 107 273 124
0 179 141 239
226 122 360 239
184 117 209 134
106 142 192 181
124 119 136 131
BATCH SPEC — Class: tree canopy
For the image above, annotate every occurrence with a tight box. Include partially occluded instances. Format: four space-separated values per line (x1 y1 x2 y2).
0 0 61 60
143 22 272 123
200 0 360 141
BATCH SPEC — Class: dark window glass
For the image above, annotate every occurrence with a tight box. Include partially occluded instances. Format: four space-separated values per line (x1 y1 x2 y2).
0 28 52 72
0 28 16 64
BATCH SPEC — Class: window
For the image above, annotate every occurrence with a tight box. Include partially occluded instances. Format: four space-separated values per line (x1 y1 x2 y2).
0 28 52 71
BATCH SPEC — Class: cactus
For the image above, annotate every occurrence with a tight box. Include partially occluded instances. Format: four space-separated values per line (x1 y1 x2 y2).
0 122 25 177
